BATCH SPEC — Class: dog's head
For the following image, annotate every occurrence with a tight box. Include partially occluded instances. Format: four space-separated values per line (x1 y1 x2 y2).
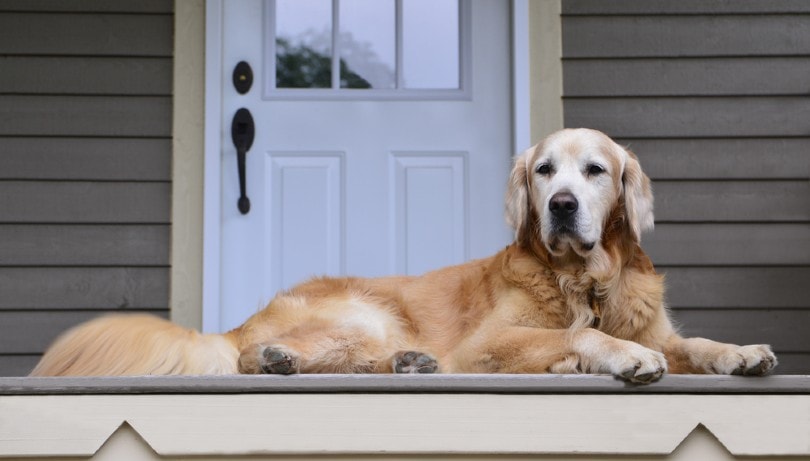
506 128 654 258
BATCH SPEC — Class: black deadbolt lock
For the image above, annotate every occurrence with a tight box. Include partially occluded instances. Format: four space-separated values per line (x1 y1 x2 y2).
233 61 253 94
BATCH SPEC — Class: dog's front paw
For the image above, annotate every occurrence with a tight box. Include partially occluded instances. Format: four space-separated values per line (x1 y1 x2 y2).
711 344 777 376
392 350 438 374
611 343 667 384
576 331 667 384
259 345 300 375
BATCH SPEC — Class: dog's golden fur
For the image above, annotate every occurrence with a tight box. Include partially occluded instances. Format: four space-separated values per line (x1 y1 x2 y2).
31 129 776 382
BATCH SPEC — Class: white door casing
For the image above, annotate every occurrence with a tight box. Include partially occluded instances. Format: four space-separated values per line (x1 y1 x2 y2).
204 0 531 332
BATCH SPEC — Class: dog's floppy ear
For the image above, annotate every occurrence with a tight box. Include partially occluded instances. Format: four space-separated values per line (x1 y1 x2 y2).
621 148 654 242
505 146 534 242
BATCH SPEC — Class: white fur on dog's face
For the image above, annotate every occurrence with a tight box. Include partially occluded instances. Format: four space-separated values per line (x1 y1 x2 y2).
507 128 654 258
533 129 623 256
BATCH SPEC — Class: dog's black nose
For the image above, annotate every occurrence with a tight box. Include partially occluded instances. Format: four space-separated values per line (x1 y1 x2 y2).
549 192 578 218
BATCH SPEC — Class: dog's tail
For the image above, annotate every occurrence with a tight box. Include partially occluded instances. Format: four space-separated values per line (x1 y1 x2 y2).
29 314 240 376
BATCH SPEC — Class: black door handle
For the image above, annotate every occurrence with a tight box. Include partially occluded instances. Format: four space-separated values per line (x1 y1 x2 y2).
231 108 255 214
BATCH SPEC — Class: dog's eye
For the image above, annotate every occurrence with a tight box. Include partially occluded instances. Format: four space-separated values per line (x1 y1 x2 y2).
587 164 605 176
536 163 552 175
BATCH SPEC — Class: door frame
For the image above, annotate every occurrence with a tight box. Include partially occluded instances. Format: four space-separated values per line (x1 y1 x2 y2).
201 0 532 333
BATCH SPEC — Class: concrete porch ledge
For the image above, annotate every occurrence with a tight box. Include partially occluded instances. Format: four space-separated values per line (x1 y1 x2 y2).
1 373 809 395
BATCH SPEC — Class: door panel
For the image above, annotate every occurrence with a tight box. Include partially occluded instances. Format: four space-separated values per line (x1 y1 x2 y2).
215 0 512 331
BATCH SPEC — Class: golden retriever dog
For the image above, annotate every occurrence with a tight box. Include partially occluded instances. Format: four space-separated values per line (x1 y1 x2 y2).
31 128 777 382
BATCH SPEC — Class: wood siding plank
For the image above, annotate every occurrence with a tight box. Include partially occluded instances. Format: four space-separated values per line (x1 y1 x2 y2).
563 0 810 15
564 97 810 138
0 182 170 223
644 224 810 266
0 56 172 95
0 0 172 13
765 352 810 375
0 13 173 56
562 15 810 58
564 58 810 97
660 267 810 308
0 225 169 266
0 138 171 181
0 96 172 137
653 180 809 223
0 310 168 354
624 138 810 180
0 267 169 309
0 355 39 377
672 308 810 352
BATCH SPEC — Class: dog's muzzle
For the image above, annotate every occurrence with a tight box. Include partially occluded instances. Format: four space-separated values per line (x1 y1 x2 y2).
547 191 596 253
549 192 578 232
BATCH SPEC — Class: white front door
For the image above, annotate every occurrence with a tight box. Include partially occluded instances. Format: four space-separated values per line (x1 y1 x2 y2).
204 0 518 332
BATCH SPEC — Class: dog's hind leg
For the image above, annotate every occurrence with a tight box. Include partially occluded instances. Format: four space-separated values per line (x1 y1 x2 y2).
237 338 438 374
235 289 438 374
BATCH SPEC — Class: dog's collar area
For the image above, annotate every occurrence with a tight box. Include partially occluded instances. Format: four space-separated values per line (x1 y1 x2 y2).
588 289 602 329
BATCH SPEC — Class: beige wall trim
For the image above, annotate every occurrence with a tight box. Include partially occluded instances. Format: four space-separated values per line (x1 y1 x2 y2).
2 393 809 457
171 0 206 330
529 0 564 141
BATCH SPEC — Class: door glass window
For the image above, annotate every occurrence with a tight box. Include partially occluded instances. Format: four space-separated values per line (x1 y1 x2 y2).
402 0 459 89
339 0 396 89
267 0 467 98
275 0 333 88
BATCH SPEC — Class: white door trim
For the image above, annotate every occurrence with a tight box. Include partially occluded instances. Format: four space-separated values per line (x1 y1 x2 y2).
202 0 531 333
202 0 224 333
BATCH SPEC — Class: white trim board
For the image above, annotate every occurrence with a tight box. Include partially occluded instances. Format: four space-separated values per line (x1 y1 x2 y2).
2 391 809 457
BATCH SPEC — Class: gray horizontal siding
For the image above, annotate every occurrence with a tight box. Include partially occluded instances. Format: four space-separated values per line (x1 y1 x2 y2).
0 267 169 309
563 15 810 58
0 310 169 354
0 1 173 375
652 181 809 223
645 224 810 266
0 96 172 137
674 308 810 352
0 225 169 266
0 0 172 13
767 353 810 375
625 138 810 180
563 0 810 15
564 97 810 138
0 138 171 181
661 267 810 309
0 182 170 223
0 12 173 56
0 56 172 95
0 356 40 377
562 4 810 373
564 58 810 97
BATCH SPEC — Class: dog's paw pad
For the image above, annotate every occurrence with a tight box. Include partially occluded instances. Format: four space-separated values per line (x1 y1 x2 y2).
713 344 777 376
393 350 438 374
739 345 777 376
260 346 300 375
613 346 667 384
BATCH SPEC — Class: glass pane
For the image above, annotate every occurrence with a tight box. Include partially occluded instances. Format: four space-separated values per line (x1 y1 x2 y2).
402 0 459 89
275 0 333 88
339 0 396 89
